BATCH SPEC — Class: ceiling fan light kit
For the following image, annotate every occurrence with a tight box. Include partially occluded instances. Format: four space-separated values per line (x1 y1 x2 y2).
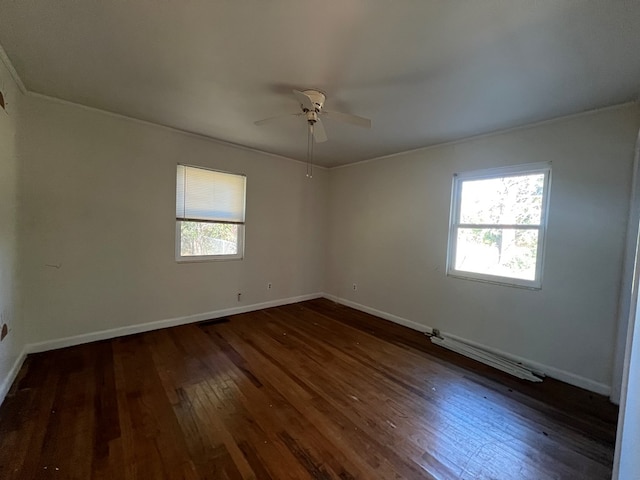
255 89 372 177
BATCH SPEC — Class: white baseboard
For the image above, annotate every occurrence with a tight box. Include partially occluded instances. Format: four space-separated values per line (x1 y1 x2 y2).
11 292 611 399
441 330 611 395
323 294 434 334
26 293 324 354
322 294 611 396
0 347 27 407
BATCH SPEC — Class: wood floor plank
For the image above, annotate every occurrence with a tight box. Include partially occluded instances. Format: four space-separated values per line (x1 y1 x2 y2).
167 326 316 480
249 310 568 478
205 331 368 480
0 299 617 479
208 325 384 479
228 314 440 478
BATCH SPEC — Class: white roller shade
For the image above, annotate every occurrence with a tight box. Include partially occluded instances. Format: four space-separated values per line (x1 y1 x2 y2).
176 165 246 224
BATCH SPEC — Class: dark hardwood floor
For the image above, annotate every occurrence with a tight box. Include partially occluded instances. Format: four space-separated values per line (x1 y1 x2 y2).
0 299 618 479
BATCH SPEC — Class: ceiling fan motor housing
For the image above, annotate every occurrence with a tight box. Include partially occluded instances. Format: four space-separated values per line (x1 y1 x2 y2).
302 89 325 112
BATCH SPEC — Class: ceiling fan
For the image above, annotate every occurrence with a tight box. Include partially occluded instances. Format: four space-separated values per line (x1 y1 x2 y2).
255 89 372 142
254 89 372 177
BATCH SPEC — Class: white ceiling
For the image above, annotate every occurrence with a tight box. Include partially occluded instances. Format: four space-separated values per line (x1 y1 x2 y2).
1 1 639 167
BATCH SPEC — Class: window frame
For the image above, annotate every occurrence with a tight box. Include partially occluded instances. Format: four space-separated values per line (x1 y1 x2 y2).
175 221 245 263
446 162 552 289
175 164 246 263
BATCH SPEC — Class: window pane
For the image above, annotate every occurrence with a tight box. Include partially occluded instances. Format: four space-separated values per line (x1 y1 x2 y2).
179 221 239 256
455 228 539 281
459 174 544 225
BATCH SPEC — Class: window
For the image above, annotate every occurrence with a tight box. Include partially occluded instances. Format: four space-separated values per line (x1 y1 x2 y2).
176 164 246 261
447 163 551 288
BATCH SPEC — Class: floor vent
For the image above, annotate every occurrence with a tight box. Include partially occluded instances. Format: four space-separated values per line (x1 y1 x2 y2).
198 317 230 327
429 334 543 382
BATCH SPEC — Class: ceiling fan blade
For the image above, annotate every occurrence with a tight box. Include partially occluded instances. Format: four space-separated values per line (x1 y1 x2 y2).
312 118 328 143
254 113 302 126
293 89 316 110
323 110 371 129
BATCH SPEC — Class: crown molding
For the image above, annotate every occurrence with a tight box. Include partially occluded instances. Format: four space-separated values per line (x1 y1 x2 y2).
0 36 327 169
332 101 640 170
0 42 26 94
27 91 328 170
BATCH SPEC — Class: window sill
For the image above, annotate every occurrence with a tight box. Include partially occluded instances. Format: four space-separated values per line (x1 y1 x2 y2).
176 255 243 263
447 271 541 290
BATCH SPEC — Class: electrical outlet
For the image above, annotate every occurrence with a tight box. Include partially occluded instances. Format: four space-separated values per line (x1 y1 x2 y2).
268 282 272 289
353 283 357 291
237 292 242 302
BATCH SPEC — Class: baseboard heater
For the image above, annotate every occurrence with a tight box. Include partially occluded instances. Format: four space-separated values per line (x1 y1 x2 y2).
429 334 544 382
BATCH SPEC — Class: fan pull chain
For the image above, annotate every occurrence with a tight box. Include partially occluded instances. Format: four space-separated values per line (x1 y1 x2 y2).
309 125 314 179
307 125 311 178
306 124 313 178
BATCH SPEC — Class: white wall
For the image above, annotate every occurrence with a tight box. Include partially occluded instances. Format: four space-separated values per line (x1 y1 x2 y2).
0 57 24 399
327 104 640 392
18 95 328 345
